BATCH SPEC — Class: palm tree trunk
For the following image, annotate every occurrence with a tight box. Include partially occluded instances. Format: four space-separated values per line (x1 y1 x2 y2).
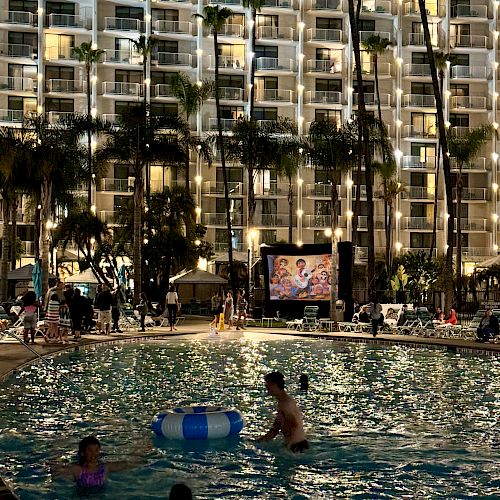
419 0 454 312
374 54 383 129
41 178 52 297
384 187 390 270
456 172 463 310
133 172 144 304
288 177 293 243
214 31 235 296
10 196 18 269
0 200 11 300
143 58 150 205
86 65 92 207
249 8 256 120
387 202 393 271
351 154 362 247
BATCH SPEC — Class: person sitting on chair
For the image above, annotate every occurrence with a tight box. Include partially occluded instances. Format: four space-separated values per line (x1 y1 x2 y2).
476 308 499 342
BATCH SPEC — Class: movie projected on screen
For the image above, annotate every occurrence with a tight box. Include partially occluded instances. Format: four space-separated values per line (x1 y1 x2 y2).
267 254 332 301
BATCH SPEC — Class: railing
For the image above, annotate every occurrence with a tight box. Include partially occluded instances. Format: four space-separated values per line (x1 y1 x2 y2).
204 212 244 225
403 63 431 76
305 90 342 104
455 218 487 231
359 30 391 42
97 210 116 224
452 187 488 200
306 28 342 42
403 94 436 107
401 217 440 230
403 1 439 15
218 86 244 100
401 186 435 199
451 4 488 17
353 93 390 106
47 79 84 93
303 214 332 228
462 246 494 258
256 89 294 102
103 81 143 96
213 242 245 252
307 0 343 11
356 216 386 229
153 20 192 34
208 117 236 131
256 57 294 71
404 248 437 258
201 181 243 194
257 26 294 40
263 0 294 7
352 185 368 197
153 83 174 97
103 49 142 64
449 95 487 109
253 213 292 226
402 156 436 169
450 156 486 170
0 76 34 91
47 13 85 28
0 109 24 122
156 52 193 66
402 125 438 138
355 61 391 76
0 43 34 58
451 65 487 79
406 32 438 45
254 182 288 196
102 114 121 126
104 17 143 32
362 0 392 13
98 178 132 192
306 59 342 73
218 23 244 37
448 126 474 137
45 46 78 60
46 111 74 123
0 10 34 25
209 55 245 69
450 35 488 48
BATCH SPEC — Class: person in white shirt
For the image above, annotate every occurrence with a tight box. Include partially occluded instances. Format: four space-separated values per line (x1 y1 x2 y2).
165 285 179 331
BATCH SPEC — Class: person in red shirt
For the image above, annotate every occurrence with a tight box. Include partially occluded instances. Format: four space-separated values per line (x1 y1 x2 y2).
445 308 457 325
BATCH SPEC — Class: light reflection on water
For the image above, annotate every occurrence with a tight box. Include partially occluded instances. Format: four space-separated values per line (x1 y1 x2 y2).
1 336 500 498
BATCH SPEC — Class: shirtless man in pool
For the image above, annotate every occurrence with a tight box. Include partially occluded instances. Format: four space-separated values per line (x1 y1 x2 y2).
257 371 309 452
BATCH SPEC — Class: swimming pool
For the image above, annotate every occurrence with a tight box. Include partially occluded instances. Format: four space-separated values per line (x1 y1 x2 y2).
1 333 500 498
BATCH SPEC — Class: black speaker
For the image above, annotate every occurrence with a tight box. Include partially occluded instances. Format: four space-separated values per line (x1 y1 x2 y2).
337 241 353 301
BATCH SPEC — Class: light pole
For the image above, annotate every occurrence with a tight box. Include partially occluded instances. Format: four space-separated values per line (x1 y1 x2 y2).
325 226 342 320
247 228 258 308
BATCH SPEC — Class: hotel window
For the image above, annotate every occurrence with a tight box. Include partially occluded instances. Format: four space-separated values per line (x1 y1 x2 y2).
216 168 243 183
220 106 244 119
314 231 330 244
256 14 278 28
45 98 74 112
261 230 277 244
219 75 244 89
115 101 141 114
449 54 469 66
254 107 277 120
450 113 469 127
316 18 342 30
216 198 244 218
450 84 469 96
46 2 75 15
8 95 36 114
411 112 436 137
115 7 143 20
255 45 278 59
152 9 178 22
9 0 37 12
151 71 177 85
410 233 433 248
316 79 342 92
115 70 142 84
44 33 74 59
315 109 342 125
411 82 434 95
150 103 178 116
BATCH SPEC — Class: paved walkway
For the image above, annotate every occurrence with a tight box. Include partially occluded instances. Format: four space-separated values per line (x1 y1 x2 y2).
2 320 500 380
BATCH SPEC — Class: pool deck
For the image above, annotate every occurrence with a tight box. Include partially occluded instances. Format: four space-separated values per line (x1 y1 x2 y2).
2 319 500 381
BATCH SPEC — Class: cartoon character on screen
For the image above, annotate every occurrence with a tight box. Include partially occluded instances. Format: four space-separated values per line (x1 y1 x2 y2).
275 257 291 279
293 258 316 298
270 273 284 299
319 270 331 296
279 277 297 299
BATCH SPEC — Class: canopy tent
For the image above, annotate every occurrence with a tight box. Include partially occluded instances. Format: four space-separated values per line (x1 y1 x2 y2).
8 264 56 281
66 268 100 284
169 269 228 306
170 269 228 285
475 255 500 269
8 264 56 299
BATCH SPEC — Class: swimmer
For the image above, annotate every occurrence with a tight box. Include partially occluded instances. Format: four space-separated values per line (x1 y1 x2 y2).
169 483 193 499
256 371 309 453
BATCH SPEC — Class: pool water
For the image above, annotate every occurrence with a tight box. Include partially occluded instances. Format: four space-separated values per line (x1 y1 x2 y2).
1 334 500 498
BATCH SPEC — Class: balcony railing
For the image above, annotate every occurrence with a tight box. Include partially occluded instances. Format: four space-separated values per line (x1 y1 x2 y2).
362 0 392 13
208 117 237 130
213 242 245 252
454 218 487 231
156 52 193 66
307 0 343 10
103 49 142 64
253 213 292 226
462 246 494 258
256 89 294 102
153 83 174 97
45 46 78 60
403 1 440 15
103 81 142 96
218 23 244 37
404 248 438 258
0 109 24 122
401 186 435 199
209 55 245 69
449 95 487 110
359 30 391 42
450 156 486 170
305 90 342 104
403 94 436 107
47 13 86 28
306 28 342 42
97 210 116 224
0 10 34 25
306 59 342 73
46 111 74 123
204 212 244 225
303 214 332 228
256 57 294 71
401 217 440 230
0 76 34 91
104 17 143 32
201 181 243 194
153 20 192 34
263 0 294 7
102 114 121 126
354 61 391 76
451 4 487 18
257 26 294 40
0 43 34 58
254 182 288 196
217 86 244 100
450 34 488 48
98 178 132 192
47 79 85 93
452 187 488 200
353 92 390 106
402 156 436 169
403 63 431 76
402 125 438 138
450 65 487 79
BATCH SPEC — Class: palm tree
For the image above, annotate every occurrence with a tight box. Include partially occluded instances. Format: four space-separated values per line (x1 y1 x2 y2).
361 34 391 131
418 0 454 311
242 0 265 119
447 124 491 310
72 41 105 206
429 51 449 259
195 5 235 294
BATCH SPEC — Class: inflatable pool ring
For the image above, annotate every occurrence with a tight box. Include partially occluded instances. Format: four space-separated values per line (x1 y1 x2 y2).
151 406 244 440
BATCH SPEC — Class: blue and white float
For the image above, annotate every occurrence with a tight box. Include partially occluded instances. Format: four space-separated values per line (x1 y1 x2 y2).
151 406 244 440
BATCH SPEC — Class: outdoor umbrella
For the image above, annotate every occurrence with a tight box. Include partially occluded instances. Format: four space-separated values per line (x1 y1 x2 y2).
32 261 42 299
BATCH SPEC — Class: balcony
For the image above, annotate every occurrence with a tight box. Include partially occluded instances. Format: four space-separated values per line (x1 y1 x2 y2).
97 210 116 224
401 217 441 230
402 125 437 138
218 23 244 38
306 59 342 73
450 156 486 171
256 89 294 103
98 178 132 192
102 114 121 126
103 49 142 65
452 187 488 200
256 57 294 71
401 186 435 199
403 63 431 77
355 61 391 76
104 17 143 32
153 83 174 98
213 241 245 252
402 156 436 169
153 20 192 35
450 35 488 48
0 43 34 58
359 30 391 42
306 184 337 197
263 0 294 7
306 28 342 42
209 55 245 70
254 213 292 226
306 0 343 11
0 109 24 122
305 90 342 104
403 94 436 107
257 26 294 40
462 246 494 258
361 0 392 14
47 13 86 28
403 1 440 16
451 4 488 18
254 182 288 196
156 52 193 67
404 248 437 258
455 218 487 231
303 214 332 228
103 81 143 96
217 86 244 100
449 95 487 110
45 46 78 61
353 93 390 106
204 212 244 225
46 79 85 93
201 181 243 195
208 117 236 131
450 65 487 79
355 215 384 229
0 10 35 25
0 76 34 92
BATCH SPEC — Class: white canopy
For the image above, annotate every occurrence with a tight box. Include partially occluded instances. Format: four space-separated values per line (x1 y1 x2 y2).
66 268 100 284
